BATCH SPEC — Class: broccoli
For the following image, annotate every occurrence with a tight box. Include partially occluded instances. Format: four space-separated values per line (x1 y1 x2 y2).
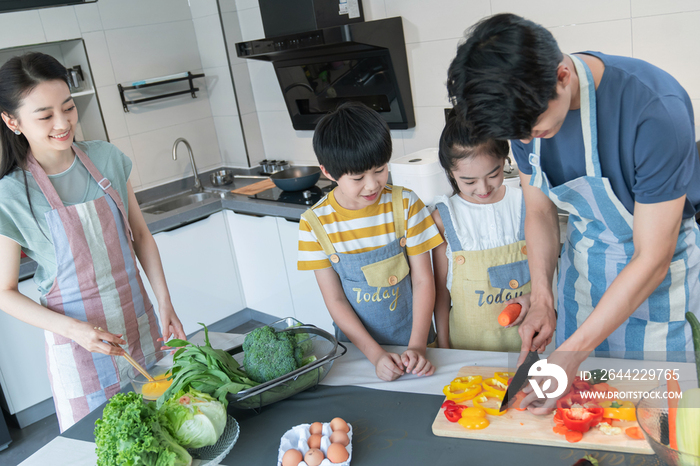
242 326 302 383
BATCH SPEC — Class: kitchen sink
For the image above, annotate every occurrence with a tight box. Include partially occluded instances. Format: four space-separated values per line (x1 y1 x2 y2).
140 191 217 215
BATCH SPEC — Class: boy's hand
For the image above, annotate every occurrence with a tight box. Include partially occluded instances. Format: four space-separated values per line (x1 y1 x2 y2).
374 352 404 381
503 292 532 328
401 348 435 377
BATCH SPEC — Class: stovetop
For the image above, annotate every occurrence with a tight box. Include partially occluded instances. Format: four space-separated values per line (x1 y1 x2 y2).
249 179 336 206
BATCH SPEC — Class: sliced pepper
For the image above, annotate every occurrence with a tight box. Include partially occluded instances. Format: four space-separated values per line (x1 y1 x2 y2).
559 400 605 433
461 407 486 418
444 409 462 423
494 371 515 385
443 383 482 402
482 377 508 397
450 375 483 390
473 392 507 416
458 416 489 430
599 400 636 421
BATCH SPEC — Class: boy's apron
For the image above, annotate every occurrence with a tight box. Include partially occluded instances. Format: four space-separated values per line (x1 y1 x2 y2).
27 144 161 432
302 186 435 346
435 200 529 351
528 55 700 361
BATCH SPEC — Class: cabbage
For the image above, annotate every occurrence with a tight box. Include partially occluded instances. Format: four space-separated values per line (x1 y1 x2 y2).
159 389 227 449
677 388 700 466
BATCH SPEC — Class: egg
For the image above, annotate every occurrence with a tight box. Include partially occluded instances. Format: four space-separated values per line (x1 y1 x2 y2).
281 449 303 466
329 430 349 446
309 421 323 435
304 448 324 466
326 443 349 464
140 373 173 400
307 433 322 449
330 417 349 433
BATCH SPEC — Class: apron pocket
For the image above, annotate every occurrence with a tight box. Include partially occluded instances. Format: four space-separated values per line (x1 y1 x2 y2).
361 252 410 288
487 259 530 290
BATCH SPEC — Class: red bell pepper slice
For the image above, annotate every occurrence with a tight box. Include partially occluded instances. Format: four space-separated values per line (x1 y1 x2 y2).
441 400 457 409
559 403 604 433
444 408 463 422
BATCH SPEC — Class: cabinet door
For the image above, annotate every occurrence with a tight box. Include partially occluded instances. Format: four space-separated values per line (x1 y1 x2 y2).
276 217 334 334
225 211 294 319
142 212 245 336
0 279 52 414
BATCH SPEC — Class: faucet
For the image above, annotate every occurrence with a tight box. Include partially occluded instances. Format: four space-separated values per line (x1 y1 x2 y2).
172 138 202 192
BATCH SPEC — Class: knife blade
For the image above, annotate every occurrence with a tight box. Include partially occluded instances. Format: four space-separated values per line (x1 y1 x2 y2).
499 351 540 411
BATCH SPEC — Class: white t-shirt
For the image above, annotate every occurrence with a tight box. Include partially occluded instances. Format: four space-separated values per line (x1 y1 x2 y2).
435 186 524 291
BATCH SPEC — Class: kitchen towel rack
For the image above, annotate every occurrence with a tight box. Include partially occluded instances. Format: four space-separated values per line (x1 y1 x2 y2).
118 71 205 112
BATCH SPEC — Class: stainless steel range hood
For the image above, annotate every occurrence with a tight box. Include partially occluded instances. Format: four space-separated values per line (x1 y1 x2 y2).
235 17 415 131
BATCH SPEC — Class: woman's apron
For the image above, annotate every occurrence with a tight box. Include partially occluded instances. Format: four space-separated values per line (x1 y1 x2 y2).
302 186 436 346
435 200 529 351
528 55 700 361
27 144 161 431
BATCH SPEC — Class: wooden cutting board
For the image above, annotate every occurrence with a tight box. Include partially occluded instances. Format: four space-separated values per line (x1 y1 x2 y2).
230 178 275 196
431 365 655 455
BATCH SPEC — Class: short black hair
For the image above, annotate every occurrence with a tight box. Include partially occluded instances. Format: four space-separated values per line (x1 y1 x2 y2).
312 101 392 179
439 109 510 194
447 13 563 141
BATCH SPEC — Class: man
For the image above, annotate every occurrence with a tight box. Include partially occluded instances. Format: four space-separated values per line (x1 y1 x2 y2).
447 13 700 412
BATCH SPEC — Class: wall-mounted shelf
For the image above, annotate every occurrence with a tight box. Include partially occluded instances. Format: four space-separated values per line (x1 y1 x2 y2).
70 89 95 98
117 71 205 112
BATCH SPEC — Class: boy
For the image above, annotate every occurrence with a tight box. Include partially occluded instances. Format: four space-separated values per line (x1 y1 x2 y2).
298 102 443 381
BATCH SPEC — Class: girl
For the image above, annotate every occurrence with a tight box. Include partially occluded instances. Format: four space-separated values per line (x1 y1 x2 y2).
0 52 186 431
432 111 531 351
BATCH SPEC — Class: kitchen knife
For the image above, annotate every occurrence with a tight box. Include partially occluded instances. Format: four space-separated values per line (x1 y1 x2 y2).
499 350 540 411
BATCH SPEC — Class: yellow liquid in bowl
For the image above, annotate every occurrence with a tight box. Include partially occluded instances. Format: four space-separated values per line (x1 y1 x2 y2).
141 373 173 400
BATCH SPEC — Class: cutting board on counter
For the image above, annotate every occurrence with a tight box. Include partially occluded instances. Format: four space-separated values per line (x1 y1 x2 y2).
230 178 275 196
431 365 656 455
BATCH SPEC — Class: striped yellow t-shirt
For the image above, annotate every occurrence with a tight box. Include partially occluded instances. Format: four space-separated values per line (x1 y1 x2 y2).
297 185 443 270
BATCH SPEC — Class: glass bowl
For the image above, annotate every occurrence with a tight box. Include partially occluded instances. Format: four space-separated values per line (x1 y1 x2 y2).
129 350 175 401
636 380 700 466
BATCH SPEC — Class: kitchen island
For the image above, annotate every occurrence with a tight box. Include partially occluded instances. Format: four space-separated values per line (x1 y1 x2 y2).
20 339 689 466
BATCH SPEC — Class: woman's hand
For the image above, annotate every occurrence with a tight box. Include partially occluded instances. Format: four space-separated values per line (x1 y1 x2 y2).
71 322 125 356
374 351 405 381
401 347 435 376
503 293 532 328
157 301 186 348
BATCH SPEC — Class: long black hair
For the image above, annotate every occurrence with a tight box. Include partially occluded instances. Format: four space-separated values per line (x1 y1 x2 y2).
0 52 70 239
439 108 510 195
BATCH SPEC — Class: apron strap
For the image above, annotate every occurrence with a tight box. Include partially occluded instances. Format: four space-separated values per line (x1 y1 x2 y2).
72 144 134 241
391 186 405 241
569 55 602 178
26 152 65 210
301 209 337 255
518 194 526 241
435 202 463 251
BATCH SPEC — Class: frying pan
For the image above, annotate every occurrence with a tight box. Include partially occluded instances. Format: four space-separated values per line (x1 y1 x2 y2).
270 166 321 191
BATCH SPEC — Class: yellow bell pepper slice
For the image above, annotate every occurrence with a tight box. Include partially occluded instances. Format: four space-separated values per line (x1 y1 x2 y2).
599 399 637 421
443 383 482 402
482 377 508 397
461 407 487 418
451 375 483 390
473 392 507 416
494 371 515 385
458 416 490 430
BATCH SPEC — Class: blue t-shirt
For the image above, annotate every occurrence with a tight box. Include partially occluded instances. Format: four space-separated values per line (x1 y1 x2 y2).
511 52 700 219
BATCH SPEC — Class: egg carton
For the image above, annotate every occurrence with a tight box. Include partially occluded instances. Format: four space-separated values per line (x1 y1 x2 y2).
277 422 353 466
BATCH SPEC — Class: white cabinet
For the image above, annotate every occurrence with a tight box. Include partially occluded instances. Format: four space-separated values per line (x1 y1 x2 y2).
276 217 334 334
0 279 52 416
141 211 245 336
224 211 295 319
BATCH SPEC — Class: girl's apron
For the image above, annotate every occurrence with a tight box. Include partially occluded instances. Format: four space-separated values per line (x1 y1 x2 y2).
302 186 436 346
435 200 529 351
27 144 161 432
528 55 700 361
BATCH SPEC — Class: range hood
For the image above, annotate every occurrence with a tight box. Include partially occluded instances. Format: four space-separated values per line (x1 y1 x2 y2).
235 17 415 130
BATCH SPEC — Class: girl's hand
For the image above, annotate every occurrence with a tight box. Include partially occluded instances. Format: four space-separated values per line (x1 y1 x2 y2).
72 322 125 356
157 302 186 348
374 351 404 381
503 293 532 328
401 348 435 376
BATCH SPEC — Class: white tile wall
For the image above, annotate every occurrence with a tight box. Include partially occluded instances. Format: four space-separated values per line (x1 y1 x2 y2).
189 0 220 19
97 0 193 30
111 137 142 189
74 3 103 33
631 0 700 18
491 0 630 27
231 62 256 115
238 7 265 41
96 85 129 140
258 111 315 163
362 0 387 21
193 14 229 69
406 38 460 108
39 6 81 42
247 60 286 113
219 0 238 13
550 20 633 57
81 31 116 86
385 0 490 43
0 11 45 48
235 0 259 11
204 66 239 117
214 116 248 166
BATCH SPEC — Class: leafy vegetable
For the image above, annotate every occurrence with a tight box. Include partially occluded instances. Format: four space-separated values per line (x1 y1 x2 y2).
587 369 608 385
242 326 303 383
159 389 227 449
687 312 700 386
94 392 192 466
159 323 258 408
676 388 700 464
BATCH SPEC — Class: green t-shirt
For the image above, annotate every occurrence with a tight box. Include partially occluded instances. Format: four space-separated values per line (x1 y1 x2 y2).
0 140 133 295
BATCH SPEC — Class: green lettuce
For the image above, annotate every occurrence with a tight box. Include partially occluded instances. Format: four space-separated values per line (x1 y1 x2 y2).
159 389 227 449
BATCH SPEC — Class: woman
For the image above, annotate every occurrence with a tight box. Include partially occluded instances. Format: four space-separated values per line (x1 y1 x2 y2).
0 52 186 431
447 14 700 412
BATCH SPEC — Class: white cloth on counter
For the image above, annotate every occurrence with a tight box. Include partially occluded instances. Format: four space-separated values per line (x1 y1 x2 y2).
187 331 245 351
